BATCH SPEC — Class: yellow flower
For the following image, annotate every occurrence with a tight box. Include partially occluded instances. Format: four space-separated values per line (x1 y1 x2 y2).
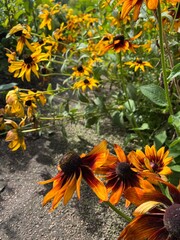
128 145 173 176
6 24 34 54
8 48 49 81
125 58 153 72
72 64 92 78
73 77 99 92
39 4 60 30
0 108 5 131
5 87 25 118
5 118 26 151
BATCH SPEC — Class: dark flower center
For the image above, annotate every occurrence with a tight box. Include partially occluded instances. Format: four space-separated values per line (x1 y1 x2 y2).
163 204 180 239
150 161 159 172
115 162 133 179
14 30 23 36
77 65 84 72
39 39 44 44
103 36 109 41
136 59 143 64
24 56 33 64
113 35 125 43
25 100 32 106
59 151 81 174
84 79 90 85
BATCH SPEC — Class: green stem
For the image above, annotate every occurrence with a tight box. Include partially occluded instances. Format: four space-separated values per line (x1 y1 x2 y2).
105 201 132 222
119 52 146 143
157 1 173 115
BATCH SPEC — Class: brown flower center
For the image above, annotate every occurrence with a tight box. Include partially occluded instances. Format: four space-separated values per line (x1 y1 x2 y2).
77 65 84 72
163 203 180 239
59 152 81 174
14 30 23 36
25 100 32 106
24 56 33 64
136 59 143 64
116 162 134 179
84 79 90 85
150 161 159 172
113 35 125 43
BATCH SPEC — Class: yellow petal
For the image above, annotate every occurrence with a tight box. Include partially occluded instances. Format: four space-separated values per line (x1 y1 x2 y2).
134 201 162 216
63 173 77 205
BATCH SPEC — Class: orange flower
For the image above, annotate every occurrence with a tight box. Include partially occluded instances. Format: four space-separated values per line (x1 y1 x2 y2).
105 31 142 54
119 180 180 240
128 145 173 176
38 140 108 211
96 144 147 206
120 0 158 20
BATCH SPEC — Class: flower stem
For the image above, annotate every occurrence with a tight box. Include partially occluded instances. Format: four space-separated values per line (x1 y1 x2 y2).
157 1 173 115
104 201 132 222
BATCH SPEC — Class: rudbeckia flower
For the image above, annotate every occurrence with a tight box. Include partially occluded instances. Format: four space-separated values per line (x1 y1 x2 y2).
8 49 49 81
6 24 34 54
96 144 148 206
105 31 142 54
125 58 153 72
119 180 180 240
120 0 158 21
73 77 99 92
72 64 92 78
5 118 26 151
38 140 108 211
39 4 60 30
0 108 5 131
128 145 173 176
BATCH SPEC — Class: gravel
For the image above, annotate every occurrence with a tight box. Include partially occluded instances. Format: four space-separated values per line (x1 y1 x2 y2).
0 122 132 240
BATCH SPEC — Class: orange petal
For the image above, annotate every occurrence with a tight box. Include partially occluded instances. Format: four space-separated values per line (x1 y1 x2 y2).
82 166 108 201
134 201 162 216
38 172 62 185
146 0 158 10
114 144 127 162
63 173 77 205
109 181 124 205
76 169 82 199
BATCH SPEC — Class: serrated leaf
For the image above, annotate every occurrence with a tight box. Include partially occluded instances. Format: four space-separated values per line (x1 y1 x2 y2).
140 84 167 106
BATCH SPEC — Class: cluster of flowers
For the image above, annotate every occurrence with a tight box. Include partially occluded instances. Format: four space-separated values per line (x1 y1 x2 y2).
38 140 180 240
0 87 46 151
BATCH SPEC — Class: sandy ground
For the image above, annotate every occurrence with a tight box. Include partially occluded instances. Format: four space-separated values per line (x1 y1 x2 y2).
0 122 132 240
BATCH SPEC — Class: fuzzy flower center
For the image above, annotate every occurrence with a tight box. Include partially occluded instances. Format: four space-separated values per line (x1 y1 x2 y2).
59 151 81 174
84 79 90 85
150 161 159 172
115 162 133 179
136 59 143 64
77 65 84 72
24 56 33 64
15 30 23 36
163 203 180 239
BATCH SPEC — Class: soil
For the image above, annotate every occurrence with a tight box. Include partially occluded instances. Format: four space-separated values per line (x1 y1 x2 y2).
0 121 132 240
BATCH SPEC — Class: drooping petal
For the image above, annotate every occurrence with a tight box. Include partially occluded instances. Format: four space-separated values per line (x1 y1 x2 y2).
134 201 163 216
76 169 82 199
133 0 143 20
82 166 108 201
38 172 62 185
63 173 77 205
109 181 124 205
118 214 164 240
146 0 158 10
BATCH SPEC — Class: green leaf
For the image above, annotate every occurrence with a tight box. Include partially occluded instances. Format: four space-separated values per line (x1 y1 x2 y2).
154 130 167 149
140 84 167 107
0 83 18 91
86 116 98 128
170 165 180 172
124 99 136 112
131 123 149 131
168 63 180 81
169 137 180 147
168 112 180 132
78 91 89 103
